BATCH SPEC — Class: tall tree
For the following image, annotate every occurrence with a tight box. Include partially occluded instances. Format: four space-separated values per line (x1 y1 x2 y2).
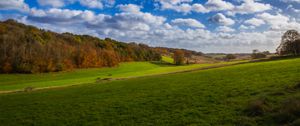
277 30 300 55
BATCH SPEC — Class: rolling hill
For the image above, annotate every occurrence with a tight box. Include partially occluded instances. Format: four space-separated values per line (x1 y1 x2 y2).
0 57 299 125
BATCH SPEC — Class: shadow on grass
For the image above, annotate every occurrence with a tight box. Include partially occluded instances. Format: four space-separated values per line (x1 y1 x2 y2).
250 55 300 63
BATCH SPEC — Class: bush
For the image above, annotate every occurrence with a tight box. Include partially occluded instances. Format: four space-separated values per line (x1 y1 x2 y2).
224 54 236 61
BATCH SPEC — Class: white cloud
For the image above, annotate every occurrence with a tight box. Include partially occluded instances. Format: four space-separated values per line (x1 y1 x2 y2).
156 0 272 15
0 0 29 11
192 4 209 13
37 0 115 9
3 0 299 53
205 0 234 11
244 18 265 27
228 0 272 15
171 18 205 28
209 13 235 26
79 0 103 9
257 13 292 30
216 26 235 32
37 0 66 8
156 0 193 13
118 4 141 13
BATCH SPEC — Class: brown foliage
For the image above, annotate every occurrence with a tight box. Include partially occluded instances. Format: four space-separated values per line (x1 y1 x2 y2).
173 50 185 65
0 20 162 73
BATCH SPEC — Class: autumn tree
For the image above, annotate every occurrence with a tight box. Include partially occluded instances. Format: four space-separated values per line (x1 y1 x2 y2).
173 50 185 65
0 19 162 73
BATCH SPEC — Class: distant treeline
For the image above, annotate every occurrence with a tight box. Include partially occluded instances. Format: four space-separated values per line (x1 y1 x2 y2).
0 20 162 73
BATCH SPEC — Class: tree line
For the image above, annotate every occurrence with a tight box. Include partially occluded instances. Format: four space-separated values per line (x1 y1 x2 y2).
0 20 161 73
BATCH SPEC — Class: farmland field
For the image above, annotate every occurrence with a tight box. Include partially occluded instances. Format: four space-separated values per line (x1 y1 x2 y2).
0 57 300 125
0 59 242 92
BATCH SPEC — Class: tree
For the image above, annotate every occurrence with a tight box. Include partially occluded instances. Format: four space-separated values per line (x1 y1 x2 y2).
173 50 185 65
251 50 266 59
277 30 300 55
0 20 163 73
224 54 236 61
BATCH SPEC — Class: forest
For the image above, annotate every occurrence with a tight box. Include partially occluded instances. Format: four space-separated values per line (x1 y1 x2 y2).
0 20 164 73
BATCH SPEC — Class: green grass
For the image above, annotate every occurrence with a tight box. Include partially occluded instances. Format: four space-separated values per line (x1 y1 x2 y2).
162 56 174 63
0 58 300 125
0 61 241 92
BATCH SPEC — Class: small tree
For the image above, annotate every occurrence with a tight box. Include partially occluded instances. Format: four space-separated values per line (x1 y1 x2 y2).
251 50 267 59
224 54 236 61
173 50 185 65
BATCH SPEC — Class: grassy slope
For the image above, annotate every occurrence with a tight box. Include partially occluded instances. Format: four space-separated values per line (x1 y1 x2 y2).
162 56 174 64
0 61 240 92
0 58 300 125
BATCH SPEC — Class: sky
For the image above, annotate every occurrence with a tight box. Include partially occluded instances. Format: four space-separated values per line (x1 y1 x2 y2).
0 0 300 53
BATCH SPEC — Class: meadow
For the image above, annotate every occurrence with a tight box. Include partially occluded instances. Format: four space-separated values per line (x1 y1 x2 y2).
0 57 242 92
0 57 300 125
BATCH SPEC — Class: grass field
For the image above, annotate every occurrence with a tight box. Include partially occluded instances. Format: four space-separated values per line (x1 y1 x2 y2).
0 57 300 125
162 56 174 64
0 60 241 92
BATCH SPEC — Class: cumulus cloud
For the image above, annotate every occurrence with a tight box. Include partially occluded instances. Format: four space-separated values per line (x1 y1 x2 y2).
37 0 115 9
37 0 66 8
156 0 271 15
171 18 205 28
205 0 234 11
256 12 297 30
244 18 265 27
0 0 29 11
79 0 104 9
118 4 141 13
227 0 272 15
209 13 235 26
216 26 235 32
2 0 300 53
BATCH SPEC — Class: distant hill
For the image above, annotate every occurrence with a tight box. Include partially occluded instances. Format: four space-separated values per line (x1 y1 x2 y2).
0 19 205 73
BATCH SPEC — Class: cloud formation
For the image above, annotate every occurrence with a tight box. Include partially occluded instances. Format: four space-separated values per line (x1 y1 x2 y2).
0 0 300 53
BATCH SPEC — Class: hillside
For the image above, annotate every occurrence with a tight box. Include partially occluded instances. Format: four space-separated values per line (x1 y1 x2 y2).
0 20 206 73
0 61 243 93
0 20 161 73
0 57 299 125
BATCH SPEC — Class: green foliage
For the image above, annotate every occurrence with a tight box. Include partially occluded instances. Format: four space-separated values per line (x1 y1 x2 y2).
251 50 267 59
224 54 236 61
0 58 300 125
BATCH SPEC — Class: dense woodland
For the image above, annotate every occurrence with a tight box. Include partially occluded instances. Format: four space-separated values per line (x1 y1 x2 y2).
0 20 162 73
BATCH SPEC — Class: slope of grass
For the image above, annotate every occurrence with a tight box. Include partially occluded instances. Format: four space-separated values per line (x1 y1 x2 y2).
0 61 241 92
0 58 300 125
162 56 174 64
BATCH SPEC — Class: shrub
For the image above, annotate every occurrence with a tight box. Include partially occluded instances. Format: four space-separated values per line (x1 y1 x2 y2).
251 50 267 59
224 54 236 61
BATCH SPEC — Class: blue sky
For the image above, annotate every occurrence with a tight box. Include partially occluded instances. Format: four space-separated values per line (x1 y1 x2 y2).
1 0 300 53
